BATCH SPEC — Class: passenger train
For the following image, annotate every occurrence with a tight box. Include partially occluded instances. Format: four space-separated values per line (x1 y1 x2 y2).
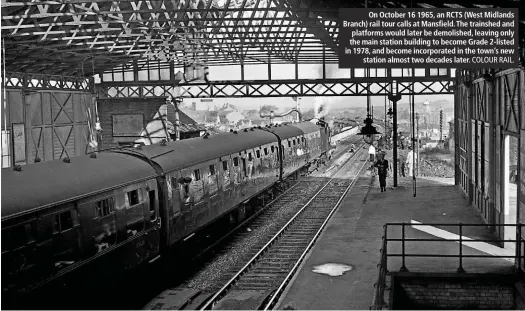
1 120 332 301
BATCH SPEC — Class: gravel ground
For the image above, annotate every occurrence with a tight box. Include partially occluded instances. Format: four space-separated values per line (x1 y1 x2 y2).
181 179 326 291
419 155 455 178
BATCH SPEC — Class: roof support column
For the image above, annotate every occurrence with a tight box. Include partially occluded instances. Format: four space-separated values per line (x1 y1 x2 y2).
467 81 474 205
454 83 460 187
268 55 272 80
322 48 326 80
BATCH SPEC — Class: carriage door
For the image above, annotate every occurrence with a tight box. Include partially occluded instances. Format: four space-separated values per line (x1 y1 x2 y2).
240 152 247 181
145 180 160 256
240 152 248 197
146 180 159 228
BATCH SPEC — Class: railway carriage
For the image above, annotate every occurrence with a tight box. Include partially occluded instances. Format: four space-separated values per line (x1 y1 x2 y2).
115 128 281 248
1 120 332 302
1 152 161 296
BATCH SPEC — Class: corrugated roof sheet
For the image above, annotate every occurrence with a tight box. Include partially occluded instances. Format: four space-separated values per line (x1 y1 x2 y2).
179 124 207 133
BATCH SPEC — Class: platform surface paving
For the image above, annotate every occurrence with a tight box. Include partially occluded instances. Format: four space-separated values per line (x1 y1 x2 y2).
275 172 515 310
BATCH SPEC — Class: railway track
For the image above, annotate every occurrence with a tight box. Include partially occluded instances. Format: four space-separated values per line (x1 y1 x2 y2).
198 147 368 310
143 138 367 310
185 137 364 266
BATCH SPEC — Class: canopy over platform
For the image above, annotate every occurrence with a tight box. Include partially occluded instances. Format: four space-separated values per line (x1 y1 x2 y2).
2 0 524 77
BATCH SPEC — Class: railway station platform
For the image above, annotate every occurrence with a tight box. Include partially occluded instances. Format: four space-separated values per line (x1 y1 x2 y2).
274 171 517 310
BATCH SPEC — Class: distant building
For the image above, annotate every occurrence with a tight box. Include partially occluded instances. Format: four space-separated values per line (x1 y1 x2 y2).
447 120 455 152
226 110 245 127
164 105 207 139
332 118 357 134
102 100 207 148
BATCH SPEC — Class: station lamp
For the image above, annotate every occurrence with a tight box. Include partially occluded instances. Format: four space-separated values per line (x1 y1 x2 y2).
357 115 381 145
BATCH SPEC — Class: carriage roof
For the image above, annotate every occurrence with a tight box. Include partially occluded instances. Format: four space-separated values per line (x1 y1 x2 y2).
2 152 157 220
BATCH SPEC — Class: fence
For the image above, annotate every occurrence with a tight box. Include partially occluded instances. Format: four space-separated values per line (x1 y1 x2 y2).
370 223 525 310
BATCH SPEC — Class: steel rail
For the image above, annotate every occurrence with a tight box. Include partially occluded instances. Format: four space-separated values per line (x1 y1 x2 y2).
194 135 362 248
263 157 368 310
199 143 367 310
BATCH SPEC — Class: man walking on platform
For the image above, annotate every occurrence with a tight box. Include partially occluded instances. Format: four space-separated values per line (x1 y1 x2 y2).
374 151 389 192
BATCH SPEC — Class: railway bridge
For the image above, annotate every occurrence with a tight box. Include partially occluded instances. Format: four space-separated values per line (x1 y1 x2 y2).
1 0 525 309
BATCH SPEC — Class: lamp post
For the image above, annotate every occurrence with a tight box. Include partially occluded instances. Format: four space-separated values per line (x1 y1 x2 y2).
387 107 394 149
293 96 301 123
170 96 182 141
388 80 402 187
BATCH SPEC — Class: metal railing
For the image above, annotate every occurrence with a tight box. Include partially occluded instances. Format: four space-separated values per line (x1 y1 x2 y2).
370 225 389 310
370 223 525 310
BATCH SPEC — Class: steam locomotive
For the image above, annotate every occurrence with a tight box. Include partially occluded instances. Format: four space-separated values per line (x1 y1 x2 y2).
1 120 332 301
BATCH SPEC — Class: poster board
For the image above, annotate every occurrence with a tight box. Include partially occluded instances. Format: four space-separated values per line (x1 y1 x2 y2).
12 123 25 164
112 114 144 137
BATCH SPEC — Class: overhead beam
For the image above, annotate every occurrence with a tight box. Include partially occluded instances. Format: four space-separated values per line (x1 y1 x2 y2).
97 77 454 98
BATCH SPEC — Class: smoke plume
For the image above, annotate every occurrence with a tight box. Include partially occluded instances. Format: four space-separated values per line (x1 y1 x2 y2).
314 97 330 119
312 64 337 119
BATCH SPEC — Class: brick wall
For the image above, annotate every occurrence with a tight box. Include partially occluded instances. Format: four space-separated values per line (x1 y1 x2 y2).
97 98 165 148
392 273 518 310
516 282 525 310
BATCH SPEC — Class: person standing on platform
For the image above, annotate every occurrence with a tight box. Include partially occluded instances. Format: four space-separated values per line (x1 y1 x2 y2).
374 151 389 192
406 148 418 177
398 152 406 177
368 144 376 162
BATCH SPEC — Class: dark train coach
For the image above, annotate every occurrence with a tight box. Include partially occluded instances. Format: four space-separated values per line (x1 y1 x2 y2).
1 120 332 302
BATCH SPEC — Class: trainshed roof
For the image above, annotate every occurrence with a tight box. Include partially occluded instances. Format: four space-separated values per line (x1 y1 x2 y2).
1 152 157 219
2 0 522 77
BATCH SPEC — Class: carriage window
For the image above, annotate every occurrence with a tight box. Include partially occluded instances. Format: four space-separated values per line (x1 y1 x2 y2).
264 148 268 155
293 139 296 145
222 160 229 171
149 190 156 220
53 211 74 233
233 157 239 166
25 223 35 243
127 190 139 206
271 146 275 153
95 198 114 218
256 150 261 158
248 153 253 161
209 164 216 176
127 189 140 206
2 223 34 251
288 141 291 147
194 169 201 181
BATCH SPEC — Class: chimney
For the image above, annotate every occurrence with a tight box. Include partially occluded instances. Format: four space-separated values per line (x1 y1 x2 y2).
173 98 181 141
166 97 181 141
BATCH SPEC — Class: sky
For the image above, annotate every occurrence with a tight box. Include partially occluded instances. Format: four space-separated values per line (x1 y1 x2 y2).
95 61 454 112
180 63 454 112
